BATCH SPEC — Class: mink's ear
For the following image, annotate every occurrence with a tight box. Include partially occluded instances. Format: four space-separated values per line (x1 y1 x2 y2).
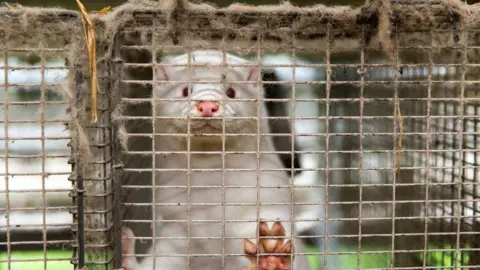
155 65 169 81
246 67 260 87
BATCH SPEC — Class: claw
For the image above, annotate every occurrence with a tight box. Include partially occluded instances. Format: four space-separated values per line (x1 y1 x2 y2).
243 220 293 270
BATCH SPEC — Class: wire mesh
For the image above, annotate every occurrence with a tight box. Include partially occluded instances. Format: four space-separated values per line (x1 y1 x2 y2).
0 8 116 270
0 43 73 268
113 2 480 270
72 39 117 269
0 0 478 270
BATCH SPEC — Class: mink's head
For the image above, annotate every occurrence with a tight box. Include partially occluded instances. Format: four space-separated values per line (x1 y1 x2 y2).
153 50 264 137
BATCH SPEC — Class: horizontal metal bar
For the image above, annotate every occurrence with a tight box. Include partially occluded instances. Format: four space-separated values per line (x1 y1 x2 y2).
120 62 477 68
123 132 480 137
120 79 480 85
0 172 70 176
0 223 73 230
0 120 69 124
0 136 70 140
120 182 478 188
119 43 480 51
121 166 480 172
0 48 68 53
120 200 479 207
0 66 67 70
0 258 72 262
0 206 73 211
119 98 480 103
117 232 480 241
118 247 480 257
6 154 70 158
0 101 68 106
122 149 480 155
118 115 480 121
0 189 72 194
0 83 65 87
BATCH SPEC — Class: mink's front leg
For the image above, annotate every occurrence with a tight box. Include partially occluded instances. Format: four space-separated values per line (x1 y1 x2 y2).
243 220 293 270
121 226 140 270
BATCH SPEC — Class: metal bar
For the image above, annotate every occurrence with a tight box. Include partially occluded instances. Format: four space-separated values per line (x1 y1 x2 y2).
2 38 11 270
112 31 124 270
356 25 366 269
75 69 86 269
323 22 332 270
455 24 468 269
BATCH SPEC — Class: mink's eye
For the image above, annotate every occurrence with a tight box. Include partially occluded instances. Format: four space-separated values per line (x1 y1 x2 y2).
226 87 236 98
182 87 190 97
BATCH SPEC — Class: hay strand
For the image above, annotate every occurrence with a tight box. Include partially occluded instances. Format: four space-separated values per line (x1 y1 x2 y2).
76 0 99 123
97 7 111 15
2 2 22 10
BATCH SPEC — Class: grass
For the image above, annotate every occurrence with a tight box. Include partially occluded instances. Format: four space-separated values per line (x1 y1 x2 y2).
306 243 469 270
305 245 391 269
0 250 71 270
417 243 471 270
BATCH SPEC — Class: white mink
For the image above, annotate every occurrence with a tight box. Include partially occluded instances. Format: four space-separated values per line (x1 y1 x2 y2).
123 50 310 269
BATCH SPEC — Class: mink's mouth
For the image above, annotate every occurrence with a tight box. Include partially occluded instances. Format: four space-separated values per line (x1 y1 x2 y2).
189 120 224 132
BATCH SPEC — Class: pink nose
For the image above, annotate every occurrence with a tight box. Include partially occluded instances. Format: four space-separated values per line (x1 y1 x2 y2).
196 101 219 117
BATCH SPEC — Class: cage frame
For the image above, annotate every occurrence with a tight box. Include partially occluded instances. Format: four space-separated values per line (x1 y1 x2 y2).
0 0 478 269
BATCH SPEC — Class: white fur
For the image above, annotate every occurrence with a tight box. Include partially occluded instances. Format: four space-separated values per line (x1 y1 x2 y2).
126 51 310 269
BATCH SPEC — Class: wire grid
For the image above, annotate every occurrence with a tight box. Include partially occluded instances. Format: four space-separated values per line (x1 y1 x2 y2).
0 45 73 266
0 9 119 270
73 42 117 269
112 7 480 270
390 28 480 268
116 20 309 268
334 28 480 268
0 1 476 270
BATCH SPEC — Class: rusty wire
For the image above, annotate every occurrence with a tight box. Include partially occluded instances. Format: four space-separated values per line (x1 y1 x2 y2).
0 47 73 268
0 0 479 269
117 15 479 270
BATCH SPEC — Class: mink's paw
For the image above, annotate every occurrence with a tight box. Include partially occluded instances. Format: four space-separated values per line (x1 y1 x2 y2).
243 220 293 270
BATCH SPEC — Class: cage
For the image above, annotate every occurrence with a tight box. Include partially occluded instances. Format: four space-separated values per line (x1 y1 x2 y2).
0 0 479 269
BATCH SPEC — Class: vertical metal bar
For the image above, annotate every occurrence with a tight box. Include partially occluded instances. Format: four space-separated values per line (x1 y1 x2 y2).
323 22 331 270
3 43 11 270
454 27 467 270
69 78 78 268
40 48 48 270
220 48 226 270
111 31 124 269
472 95 480 267
100 47 109 269
75 69 86 269
390 25 399 269
186 49 192 270
459 37 471 268
289 28 297 270
460 91 468 267
356 26 366 270
255 30 262 270
151 27 158 270
448 83 456 263
472 100 480 268
439 68 448 267
422 28 433 269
